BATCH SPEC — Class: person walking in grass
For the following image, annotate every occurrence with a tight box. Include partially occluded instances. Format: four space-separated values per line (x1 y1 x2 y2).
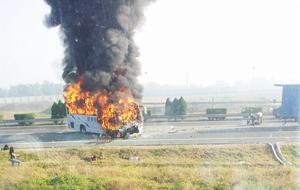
9 146 21 166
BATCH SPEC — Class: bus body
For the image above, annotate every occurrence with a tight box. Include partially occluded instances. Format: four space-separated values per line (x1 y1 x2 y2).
67 114 105 135
67 114 143 138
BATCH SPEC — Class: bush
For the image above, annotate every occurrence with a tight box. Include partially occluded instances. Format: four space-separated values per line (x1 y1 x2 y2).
51 100 67 124
51 100 67 119
165 97 188 121
14 113 35 126
165 98 172 116
12 175 105 190
0 114 3 121
178 97 187 116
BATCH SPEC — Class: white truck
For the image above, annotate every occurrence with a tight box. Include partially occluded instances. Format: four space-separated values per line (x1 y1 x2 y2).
67 114 143 138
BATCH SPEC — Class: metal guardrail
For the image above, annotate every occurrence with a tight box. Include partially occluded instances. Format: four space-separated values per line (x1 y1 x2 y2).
143 101 281 105
0 113 274 126
148 113 272 119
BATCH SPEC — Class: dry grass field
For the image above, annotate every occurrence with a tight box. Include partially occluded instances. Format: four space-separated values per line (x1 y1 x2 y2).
0 144 298 190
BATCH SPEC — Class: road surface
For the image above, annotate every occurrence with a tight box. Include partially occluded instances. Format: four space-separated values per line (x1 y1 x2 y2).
0 120 299 148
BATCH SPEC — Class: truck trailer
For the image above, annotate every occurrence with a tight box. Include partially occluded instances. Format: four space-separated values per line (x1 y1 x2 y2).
206 108 227 120
275 84 300 121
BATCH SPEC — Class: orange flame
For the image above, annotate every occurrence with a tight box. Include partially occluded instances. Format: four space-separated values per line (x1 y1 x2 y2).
64 78 140 131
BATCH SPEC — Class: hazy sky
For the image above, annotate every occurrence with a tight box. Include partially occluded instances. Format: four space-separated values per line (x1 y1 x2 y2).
0 0 299 88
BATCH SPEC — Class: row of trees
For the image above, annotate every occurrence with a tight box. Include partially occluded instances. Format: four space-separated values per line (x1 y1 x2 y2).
51 100 67 119
165 97 187 121
0 82 63 97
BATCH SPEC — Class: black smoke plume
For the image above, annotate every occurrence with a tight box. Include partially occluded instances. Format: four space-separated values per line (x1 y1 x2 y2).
45 0 153 101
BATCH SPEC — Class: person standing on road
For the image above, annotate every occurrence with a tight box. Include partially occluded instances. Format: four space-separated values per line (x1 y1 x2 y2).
9 146 21 166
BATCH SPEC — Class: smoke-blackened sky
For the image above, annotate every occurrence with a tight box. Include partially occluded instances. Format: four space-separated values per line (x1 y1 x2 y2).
44 0 153 100
0 0 298 88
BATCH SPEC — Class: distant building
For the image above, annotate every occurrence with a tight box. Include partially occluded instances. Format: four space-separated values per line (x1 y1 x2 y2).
275 84 300 121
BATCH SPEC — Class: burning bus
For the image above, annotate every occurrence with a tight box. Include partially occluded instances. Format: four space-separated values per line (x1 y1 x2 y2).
64 78 143 138
44 0 152 138
67 113 143 138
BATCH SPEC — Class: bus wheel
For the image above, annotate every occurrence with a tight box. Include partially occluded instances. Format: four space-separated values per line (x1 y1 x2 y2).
80 125 86 134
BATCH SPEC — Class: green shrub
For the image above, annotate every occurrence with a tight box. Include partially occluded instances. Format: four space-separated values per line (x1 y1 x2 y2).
51 100 67 119
165 97 188 120
165 98 172 116
0 114 3 121
213 178 232 190
178 97 187 115
12 175 105 190
51 101 67 125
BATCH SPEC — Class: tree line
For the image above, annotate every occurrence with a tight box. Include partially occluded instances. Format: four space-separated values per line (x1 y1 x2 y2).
165 97 187 121
51 100 67 119
0 82 63 97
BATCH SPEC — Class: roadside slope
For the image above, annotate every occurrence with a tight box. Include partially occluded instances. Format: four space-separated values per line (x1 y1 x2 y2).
0 144 298 190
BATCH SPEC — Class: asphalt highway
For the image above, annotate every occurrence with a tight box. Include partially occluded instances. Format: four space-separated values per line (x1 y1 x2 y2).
0 120 299 148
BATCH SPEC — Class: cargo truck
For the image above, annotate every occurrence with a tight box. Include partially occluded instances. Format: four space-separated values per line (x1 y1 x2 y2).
206 108 227 121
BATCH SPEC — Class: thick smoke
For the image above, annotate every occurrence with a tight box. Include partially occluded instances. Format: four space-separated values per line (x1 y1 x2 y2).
45 0 153 101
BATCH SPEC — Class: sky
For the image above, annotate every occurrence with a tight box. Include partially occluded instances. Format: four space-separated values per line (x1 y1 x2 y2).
0 0 299 88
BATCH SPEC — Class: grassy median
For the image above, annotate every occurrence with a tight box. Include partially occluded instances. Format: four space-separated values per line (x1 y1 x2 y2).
0 144 299 190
